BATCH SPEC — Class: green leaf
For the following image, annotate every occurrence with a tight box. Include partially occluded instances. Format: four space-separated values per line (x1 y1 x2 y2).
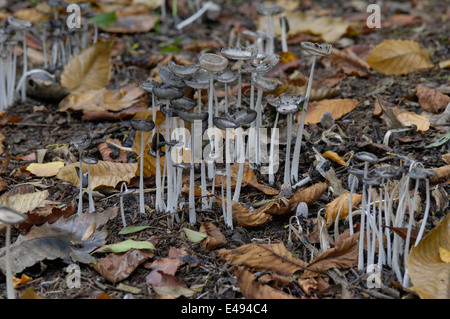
183 228 207 243
90 12 117 29
118 225 152 235
93 240 155 254
424 132 450 149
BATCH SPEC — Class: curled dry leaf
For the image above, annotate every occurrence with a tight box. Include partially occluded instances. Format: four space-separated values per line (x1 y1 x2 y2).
287 180 330 213
18 203 76 233
322 151 347 166
60 41 113 94
430 164 450 183
416 85 450 113
234 265 295 299
215 196 273 227
366 40 434 76
302 99 359 125
0 190 49 214
324 193 363 227
329 47 371 77
406 214 450 299
199 222 227 250
395 110 430 132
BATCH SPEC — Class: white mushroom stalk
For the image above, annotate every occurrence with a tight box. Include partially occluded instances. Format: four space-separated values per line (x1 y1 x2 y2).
291 42 332 184
254 3 284 55
176 1 216 30
119 183 134 228
70 133 92 216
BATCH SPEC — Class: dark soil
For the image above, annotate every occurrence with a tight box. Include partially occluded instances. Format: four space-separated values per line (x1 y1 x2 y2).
0 0 448 300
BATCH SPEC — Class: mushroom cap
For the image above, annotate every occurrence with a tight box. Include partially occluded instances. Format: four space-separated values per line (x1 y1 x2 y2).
270 93 307 115
295 202 308 219
151 133 165 152
139 80 161 93
214 71 239 84
120 184 135 196
0 205 28 224
184 70 210 89
373 166 400 179
221 46 257 61
159 66 186 88
408 166 437 179
152 85 184 100
168 60 200 79
230 109 257 125
213 116 240 130
7 16 31 30
348 174 360 189
244 54 281 74
131 118 156 131
215 169 227 177
82 156 98 165
160 104 179 118
177 110 209 123
348 168 365 177
363 177 382 187
355 151 378 164
170 96 197 111
173 163 192 170
301 42 333 56
252 75 279 92
254 3 285 16
70 133 92 150
199 53 228 73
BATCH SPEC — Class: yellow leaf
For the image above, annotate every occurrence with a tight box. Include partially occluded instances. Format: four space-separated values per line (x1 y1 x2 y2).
439 247 450 263
322 151 347 166
56 160 137 189
25 161 64 177
325 193 363 227
366 40 434 76
301 98 359 124
396 111 430 131
60 41 113 94
406 214 450 299
0 190 49 213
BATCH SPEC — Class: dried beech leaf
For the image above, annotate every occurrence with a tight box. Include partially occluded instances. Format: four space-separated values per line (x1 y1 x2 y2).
56 160 138 189
324 193 363 227
406 214 450 299
61 41 113 94
395 111 430 132
215 196 273 227
0 190 49 214
25 161 64 177
302 99 359 125
199 222 226 250
330 47 371 77
416 85 450 113
18 203 76 232
366 40 434 76
430 164 450 183
234 265 295 299
217 242 309 277
288 180 330 213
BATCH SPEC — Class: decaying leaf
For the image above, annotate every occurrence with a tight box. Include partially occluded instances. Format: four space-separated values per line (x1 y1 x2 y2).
366 40 434 76
25 161 64 177
324 193 363 226
430 164 450 183
92 239 155 254
329 47 371 77
406 214 450 299
288 180 330 213
56 160 138 189
215 196 273 227
302 99 359 125
416 85 450 113
0 190 50 214
60 41 113 94
97 138 128 163
322 151 347 166
0 208 118 275
199 222 227 250
18 203 77 232
395 111 430 132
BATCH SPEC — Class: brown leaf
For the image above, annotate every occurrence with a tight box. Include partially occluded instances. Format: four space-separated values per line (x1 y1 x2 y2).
60 41 113 94
406 214 450 299
217 242 309 277
430 164 450 183
25 161 64 177
329 47 371 77
199 222 227 250
416 85 450 113
288 180 330 213
234 265 295 299
215 196 273 227
324 193 363 227
302 99 359 124
97 138 128 163
366 40 434 76
18 203 77 232
145 257 182 287
91 249 154 284
386 226 419 243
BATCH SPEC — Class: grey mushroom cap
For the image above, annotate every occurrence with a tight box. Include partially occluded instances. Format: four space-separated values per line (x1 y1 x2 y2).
243 54 281 74
7 16 31 30
363 177 382 187
348 168 365 177
152 85 184 100
199 53 228 73
230 109 257 125
252 75 279 92
170 96 197 111
177 110 209 123
355 151 378 164
131 118 156 131
213 117 240 130
254 3 285 16
173 163 193 170
271 93 307 115
214 71 239 84
160 104 179 118
184 70 210 89
221 47 258 61
348 174 360 189
373 166 400 179
139 80 161 93
0 205 28 224
408 166 437 179
167 60 200 79
151 133 165 152
120 187 135 196
215 169 227 177
70 133 92 150
82 156 98 165
301 42 333 56
159 66 186 88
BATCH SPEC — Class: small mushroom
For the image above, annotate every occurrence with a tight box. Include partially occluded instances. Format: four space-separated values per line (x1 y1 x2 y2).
131 118 155 214
159 65 186 89
254 3 284 54
168 60 200 80
81 156 98 213
184 69 210 113
119 183 135 228
0 205 28 299
70 133 92 216
214 71 239 113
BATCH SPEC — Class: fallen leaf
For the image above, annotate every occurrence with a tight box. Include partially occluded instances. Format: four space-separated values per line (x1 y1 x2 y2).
60 41 113 94
18 204 77 233
288 180 330 213
439 247 450 263
324 193 363 226
322 151 347 166
272 82 339 101
199 222 227 250
93 239 155 254
91 249 154 284
302 99 359 124
395 111 430 131
416 85 450 113
145 257 182 287
56 160 138 190
102 14 157 33
13 274 33 287
25 161 64 177
0 190 50 214
366 40 434 76
20 287 43 299
234 265 295 299
429 164 450 183
215 196 273 227
97 138 128 163
329 47 371 77
218 242 309 277
183 228 208 243
406 214 450 299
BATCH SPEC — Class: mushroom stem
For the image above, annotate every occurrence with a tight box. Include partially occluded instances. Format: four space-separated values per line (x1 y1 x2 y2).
291 55 316 183
5 224 15 299
20 30 27 102
120 183 128 228
189 123 196 223
175 1 214 30
283 113 293 186
357 161 368 270
87 163 95 213
280 13 288 53
268 112 279 185
225 129 233 229
414 178 430 246
77 149 84 216
254 87 264 166
139 131 145 214
232 128 245 202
